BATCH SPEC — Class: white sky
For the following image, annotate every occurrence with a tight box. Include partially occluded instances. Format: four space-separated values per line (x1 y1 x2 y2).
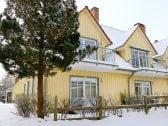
76 0 168 42
0 0 168 79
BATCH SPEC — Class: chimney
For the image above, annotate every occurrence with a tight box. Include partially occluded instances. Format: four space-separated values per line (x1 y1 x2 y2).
154 40 158 43
134 23 146 34
90 7 99 23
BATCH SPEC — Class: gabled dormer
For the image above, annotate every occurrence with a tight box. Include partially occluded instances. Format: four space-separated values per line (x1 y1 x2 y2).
103 23 157 69
73 7 118 72
153 38 168 68
79 6 112 47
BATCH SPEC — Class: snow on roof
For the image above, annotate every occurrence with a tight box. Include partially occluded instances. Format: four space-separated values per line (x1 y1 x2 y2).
115 52 167 72
115 53 137 71
153 38 168 57
101 25 137 49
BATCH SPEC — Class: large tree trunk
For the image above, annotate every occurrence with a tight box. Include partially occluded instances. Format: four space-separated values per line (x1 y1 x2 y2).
37 68 44 118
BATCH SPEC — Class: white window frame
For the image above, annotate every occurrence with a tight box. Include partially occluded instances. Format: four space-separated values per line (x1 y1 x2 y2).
27 81 30 95
24 83 26 94
131 48 148 68
135 81 151 96
79 37 97 60
70 76 98 105
32 77 35 96
103 48 115 63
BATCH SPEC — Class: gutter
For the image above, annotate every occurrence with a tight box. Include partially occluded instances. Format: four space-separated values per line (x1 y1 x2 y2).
117 68 137 72
81 60 119 67
140 68 168 74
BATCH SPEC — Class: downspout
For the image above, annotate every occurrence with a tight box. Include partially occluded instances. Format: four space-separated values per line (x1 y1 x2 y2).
128 71 135 104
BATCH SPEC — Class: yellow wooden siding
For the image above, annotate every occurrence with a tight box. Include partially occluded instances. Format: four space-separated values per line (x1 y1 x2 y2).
46 70 128 102
78 10 110 47
38 71 168 101
158 55 166 68
152 78 168 95
12 79 24 100
78 10 111 61
12 77 37 100
118 50 126 60
13 69 168 103
159 48 168 68
13 70 128 102
129 76 168 96
153 51 165 68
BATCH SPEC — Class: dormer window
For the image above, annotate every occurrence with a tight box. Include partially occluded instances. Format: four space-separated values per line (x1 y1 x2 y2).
131 48 148 68
79 37 97 60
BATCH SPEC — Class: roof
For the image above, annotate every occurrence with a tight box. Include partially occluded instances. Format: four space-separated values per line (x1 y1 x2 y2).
115 53 137 71
79 6 112 45
101 25 137 49
153 38 168 57
79 7 164 72
115 53 167 73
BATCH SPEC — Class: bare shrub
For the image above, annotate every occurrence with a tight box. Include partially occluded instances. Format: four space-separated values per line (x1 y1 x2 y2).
58 98 69 108
108 96 117 105
15 94 34 118
102 97 109 116
58 98 70 119
43 96 54 116
120 92 127 105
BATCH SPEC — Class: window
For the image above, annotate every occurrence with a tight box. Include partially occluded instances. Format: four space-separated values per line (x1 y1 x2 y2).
131 48 147 68
27 81 30 95
79 37 97 60
71 77 84 101
70 76 98 106
135 81 151 96
103 48 114 62
24 83 26 94
85 78 97 97
32 77 35 95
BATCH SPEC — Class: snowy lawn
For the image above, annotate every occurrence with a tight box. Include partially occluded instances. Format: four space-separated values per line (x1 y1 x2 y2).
0 103 168 126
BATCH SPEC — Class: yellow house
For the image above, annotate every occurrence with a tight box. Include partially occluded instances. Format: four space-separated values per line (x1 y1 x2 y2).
153 38 168 68
12 6 168 105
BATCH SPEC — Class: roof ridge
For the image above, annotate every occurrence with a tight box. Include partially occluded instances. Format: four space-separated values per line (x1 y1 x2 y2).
79 7 112 44
158 37 168 42
122 25 137 33
101 24 124 32
154 37 168 45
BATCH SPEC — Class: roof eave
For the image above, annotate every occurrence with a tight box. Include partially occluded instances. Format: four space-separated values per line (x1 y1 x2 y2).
79 6 113 45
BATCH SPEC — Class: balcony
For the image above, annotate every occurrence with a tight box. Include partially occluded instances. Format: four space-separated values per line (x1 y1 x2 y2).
73 47 118 72
128 56 168 77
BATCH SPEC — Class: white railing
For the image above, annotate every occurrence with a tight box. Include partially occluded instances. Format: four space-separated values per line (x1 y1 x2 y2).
103 48 115 64
129 56 168 71
79 44 116 65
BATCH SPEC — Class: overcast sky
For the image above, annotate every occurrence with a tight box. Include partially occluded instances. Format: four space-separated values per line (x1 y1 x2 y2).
76 0 168 42
0 0 168 79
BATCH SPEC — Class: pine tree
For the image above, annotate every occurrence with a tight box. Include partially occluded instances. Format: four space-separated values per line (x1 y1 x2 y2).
0 0 94 118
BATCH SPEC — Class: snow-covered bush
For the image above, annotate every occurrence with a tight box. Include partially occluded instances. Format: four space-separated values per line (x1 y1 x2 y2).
15 94 35 118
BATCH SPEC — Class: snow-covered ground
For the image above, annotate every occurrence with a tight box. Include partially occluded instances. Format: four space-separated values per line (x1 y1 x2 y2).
0 103 168 126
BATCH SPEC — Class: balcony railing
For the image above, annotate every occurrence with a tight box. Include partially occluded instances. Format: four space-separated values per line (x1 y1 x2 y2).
81 46 116 65
73 45 117 72
128 56 168 70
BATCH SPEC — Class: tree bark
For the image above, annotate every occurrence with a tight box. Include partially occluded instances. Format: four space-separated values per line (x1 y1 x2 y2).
37 33 45 119
37 68 44 118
